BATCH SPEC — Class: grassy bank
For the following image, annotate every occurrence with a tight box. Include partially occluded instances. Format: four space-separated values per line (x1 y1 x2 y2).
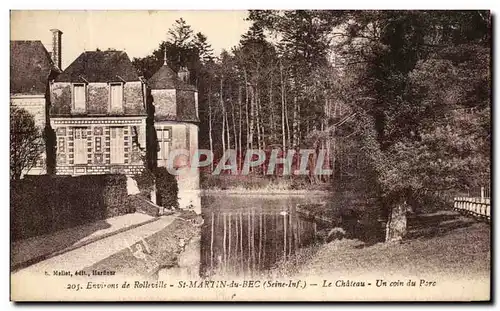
271 210 490 280
201 188 330 195
201 174 332 192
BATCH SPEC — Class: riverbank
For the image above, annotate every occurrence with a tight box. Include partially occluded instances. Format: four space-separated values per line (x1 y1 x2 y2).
271 210 490 284
81 210 203 278
201 174 332 192
201 188 331 196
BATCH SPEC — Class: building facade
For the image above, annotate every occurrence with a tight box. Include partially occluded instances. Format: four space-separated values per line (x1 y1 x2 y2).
148 58 200 208
11 29 200 211
10 36 61 176
50 50 147 175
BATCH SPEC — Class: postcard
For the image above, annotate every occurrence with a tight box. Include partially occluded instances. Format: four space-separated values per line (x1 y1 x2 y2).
10 9 491 302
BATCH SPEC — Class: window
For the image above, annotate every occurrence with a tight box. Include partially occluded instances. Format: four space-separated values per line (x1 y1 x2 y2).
73 127 87 164
110 127 125 164
57 137 65 153
109 83 123 112
95 137 102 153
73 84 86 111
156 127 171 160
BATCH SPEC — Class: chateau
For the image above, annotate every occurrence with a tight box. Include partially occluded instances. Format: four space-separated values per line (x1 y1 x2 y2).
10 29 200 207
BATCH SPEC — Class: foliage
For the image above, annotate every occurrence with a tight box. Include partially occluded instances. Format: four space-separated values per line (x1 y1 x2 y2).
154 167 179 209
133 166 156 198
11 174 130 241
132 13 341 175
131 11 491 220
134 164 179 209
329 11 491 216
10 107 44 180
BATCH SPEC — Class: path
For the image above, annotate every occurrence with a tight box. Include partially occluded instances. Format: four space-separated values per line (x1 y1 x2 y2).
11 212 158 270
11 215 176 278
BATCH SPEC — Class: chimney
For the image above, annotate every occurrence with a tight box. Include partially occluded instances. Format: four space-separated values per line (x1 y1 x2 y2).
50 29 63 69
178 66 190 84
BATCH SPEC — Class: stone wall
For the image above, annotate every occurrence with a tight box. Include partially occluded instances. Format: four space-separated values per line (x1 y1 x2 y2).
87 83 108 114
124 81 146 115
50 81 146 116
155 122 190 168
56 164 144 176
155 122 200 211
50 82 72 115
152 89 176 120
10 95 46 128
176 89 197 121
51 117 147 175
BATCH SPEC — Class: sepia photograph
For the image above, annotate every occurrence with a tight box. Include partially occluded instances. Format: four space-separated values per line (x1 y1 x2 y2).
9 9 491 302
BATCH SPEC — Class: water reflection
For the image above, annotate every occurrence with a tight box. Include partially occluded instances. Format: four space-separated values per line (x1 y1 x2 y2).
200 195 323 277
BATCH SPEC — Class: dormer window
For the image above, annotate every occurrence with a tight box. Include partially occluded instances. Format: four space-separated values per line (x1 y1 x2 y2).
109 82 123 112
73 83 86 111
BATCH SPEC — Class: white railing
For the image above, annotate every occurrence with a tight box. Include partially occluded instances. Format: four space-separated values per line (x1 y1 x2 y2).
453 197 491 221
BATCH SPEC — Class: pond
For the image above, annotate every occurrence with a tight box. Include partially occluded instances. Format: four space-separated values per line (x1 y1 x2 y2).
199 194 331 278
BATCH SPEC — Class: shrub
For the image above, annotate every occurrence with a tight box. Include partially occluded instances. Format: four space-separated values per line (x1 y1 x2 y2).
155 167 179 209
10 174 130 241
101 174 131 217
133 168 155 198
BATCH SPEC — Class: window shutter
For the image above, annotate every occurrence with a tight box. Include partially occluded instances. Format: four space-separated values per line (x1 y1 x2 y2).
74 128 87 164
74 85 86 111
110 127 124 164
110 84 123 111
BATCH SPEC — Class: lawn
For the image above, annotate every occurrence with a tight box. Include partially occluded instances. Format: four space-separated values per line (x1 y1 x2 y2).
274 210 490 282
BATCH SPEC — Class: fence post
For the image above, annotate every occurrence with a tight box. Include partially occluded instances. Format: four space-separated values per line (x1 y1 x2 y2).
481 187 485 200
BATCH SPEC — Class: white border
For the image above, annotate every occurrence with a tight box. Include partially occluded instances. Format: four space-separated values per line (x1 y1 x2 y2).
3 2 498 310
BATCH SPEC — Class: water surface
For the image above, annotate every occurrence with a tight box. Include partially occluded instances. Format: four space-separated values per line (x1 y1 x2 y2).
200 194 330 277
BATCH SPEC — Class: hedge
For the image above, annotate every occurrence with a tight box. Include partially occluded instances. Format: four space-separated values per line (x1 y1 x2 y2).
11 174 130 241
154 167 179 209
133 167 179 209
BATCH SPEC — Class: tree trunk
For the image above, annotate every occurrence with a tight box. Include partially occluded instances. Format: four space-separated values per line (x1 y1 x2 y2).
220 78 226 154
208 84 214 171
385 202 407 242
225 99 231 151
244 70 250 151
285 94 291 148
269 78 276 142
323 96 331 182
255 87 262 151
249 84 255 152
297 99 301 147
231 92 237 164
238 85 243 171
259 90 265 149
280 60 286 151
292 94 299 147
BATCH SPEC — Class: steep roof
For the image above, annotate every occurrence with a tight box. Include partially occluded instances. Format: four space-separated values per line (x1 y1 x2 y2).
55 50 140 83
10 40 59 95
148 64 197 91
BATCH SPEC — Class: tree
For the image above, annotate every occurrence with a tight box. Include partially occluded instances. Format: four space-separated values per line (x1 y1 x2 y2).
329 10 491 241
193 32 215 65
168 18 194 48
248 10 336 149
10 108 44 180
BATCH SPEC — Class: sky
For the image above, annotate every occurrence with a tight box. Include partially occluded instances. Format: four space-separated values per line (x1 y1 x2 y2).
10 10 251 70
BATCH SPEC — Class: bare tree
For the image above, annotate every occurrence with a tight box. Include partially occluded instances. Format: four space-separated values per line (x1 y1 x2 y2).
10 108 44 180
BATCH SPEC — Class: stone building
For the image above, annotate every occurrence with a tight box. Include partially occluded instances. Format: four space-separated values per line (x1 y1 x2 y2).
148 54 200 209
49 49 147 175
10 31 61 176
11 29 200 211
